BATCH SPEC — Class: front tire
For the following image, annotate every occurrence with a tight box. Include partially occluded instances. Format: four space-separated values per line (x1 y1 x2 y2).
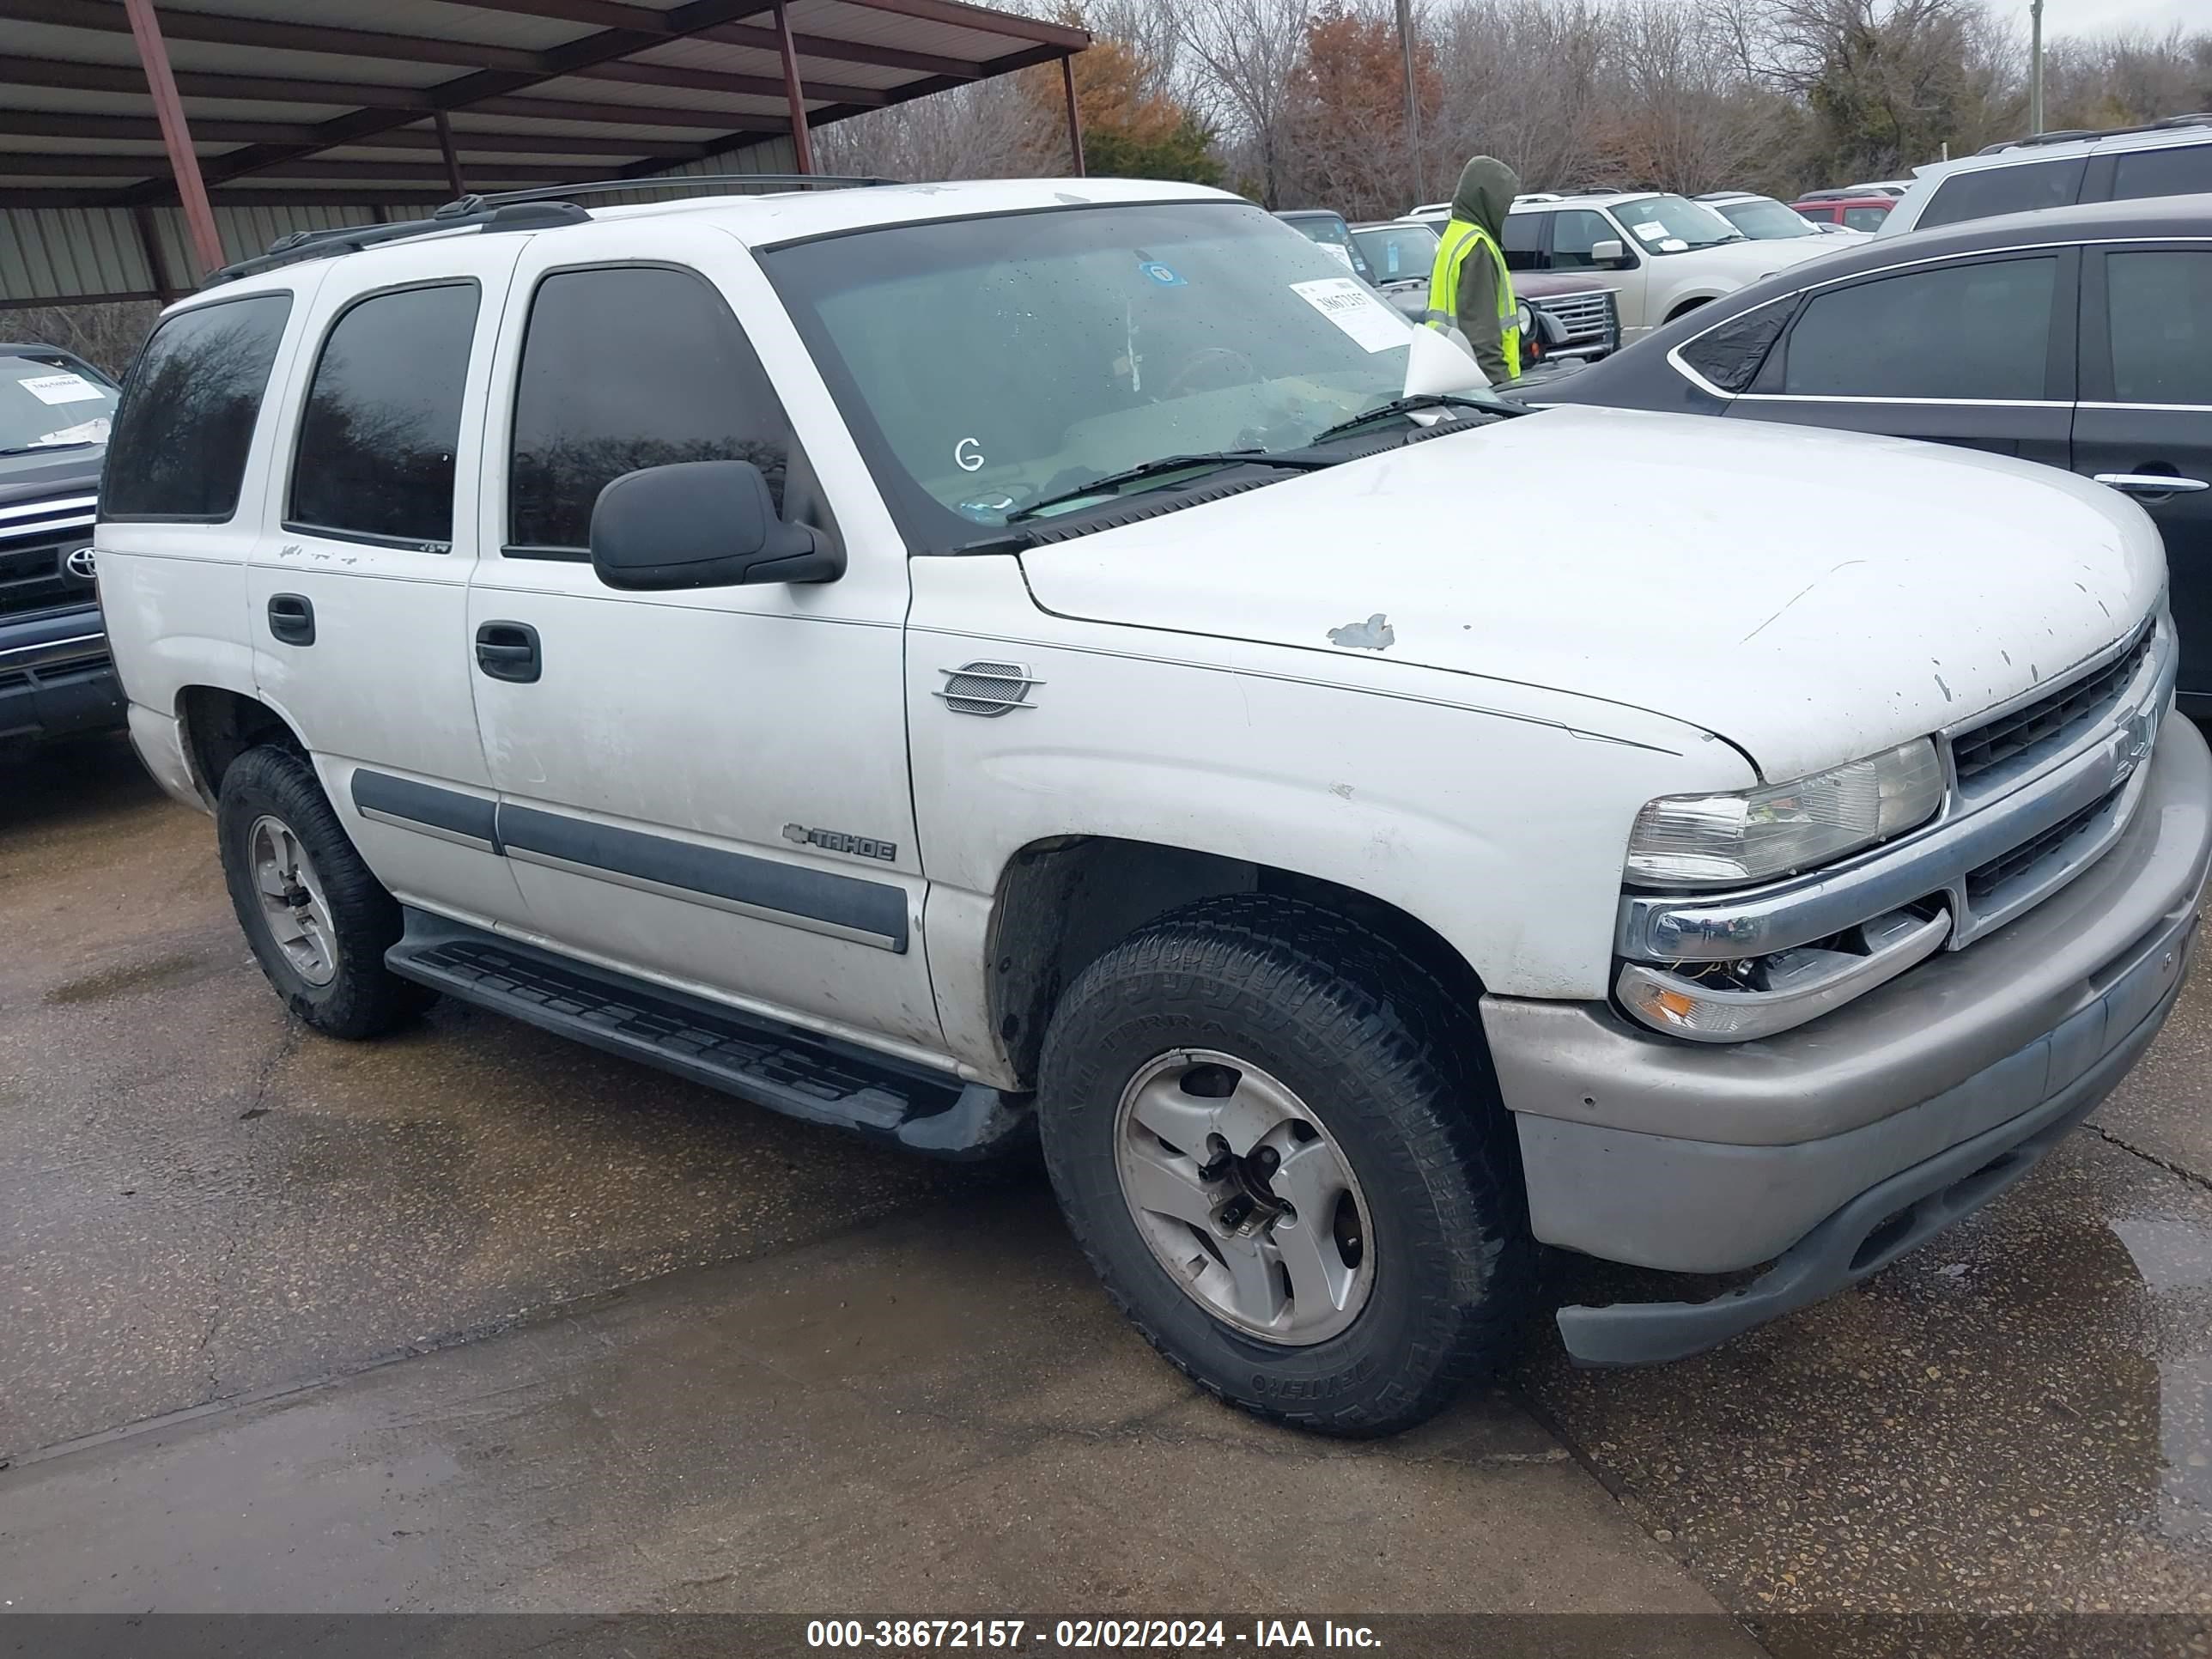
216 744 429 1039
1038 895 1534 1437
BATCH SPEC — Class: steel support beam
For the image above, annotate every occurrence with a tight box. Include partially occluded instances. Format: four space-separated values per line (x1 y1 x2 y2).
131 204 179 302
774 0 813 175
434 111 469 197
118 0 222 276
1061 55 1085 177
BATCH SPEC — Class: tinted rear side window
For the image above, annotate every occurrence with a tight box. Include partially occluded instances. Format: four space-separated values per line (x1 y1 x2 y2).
1843 205 1890 232
1501 214 1545 270
289 283 479 549
2105 251 2212 404
101 293 292 521
507 265 790 554
2110 143 2212 204
1780 257 2057 400
1917 157 2085 230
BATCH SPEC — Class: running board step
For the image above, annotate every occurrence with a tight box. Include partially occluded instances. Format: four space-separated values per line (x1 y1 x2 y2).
386 910 1031 1158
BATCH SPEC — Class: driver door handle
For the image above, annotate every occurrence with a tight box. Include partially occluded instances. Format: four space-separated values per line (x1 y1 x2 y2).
475 620 541 684
2094 473 2209 496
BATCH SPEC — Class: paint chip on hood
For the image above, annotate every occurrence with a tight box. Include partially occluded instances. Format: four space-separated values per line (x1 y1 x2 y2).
1328 613 1395 651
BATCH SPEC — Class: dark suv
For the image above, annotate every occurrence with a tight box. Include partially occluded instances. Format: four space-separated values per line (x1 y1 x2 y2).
1528 194 2212 711
1 343 122 761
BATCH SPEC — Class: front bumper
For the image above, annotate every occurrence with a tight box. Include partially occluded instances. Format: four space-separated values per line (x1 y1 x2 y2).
1483 713 2212 1365
0 612 122 749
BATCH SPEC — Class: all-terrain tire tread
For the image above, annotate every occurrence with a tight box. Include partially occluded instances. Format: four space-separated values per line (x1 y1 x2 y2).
216 744 430 1040
1039 893 1535 1437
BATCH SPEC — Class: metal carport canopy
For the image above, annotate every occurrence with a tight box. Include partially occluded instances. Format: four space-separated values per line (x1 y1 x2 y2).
0 0 1089 302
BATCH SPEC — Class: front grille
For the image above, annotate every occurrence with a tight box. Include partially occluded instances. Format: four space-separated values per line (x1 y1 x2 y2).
1528 289 1618 346
1964 786 2121 903
1951 629 2154 785
0 514 97 619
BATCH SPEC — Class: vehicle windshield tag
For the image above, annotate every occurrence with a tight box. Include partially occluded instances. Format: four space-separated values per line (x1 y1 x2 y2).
1290 276 1407 354
1632 222 1668 241
18 372 104 405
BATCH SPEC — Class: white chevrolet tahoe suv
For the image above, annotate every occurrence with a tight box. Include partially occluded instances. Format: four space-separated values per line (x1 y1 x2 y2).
100 178 2209 1437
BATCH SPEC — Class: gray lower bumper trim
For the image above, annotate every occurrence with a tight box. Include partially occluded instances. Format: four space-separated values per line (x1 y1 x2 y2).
1554 926 2191 1367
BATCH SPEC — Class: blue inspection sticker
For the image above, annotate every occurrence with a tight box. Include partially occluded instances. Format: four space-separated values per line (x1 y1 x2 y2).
1139 260 1187 287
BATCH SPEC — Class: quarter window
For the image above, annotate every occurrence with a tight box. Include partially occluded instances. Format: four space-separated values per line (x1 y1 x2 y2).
1678 300 1795 393
1778 257 2057 401
2105 251 2212 405
289 283 479 548
2110 143 2212 203
1917 157 2085 230
507 265 792 554
100 293 292 521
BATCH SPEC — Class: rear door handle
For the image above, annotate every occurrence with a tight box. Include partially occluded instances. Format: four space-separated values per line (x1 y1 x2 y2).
475 620 541 684
2094 473 2209 497
267 592 314 647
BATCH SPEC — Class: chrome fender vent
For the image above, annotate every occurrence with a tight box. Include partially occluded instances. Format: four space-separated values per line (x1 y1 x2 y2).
936 660 1042 717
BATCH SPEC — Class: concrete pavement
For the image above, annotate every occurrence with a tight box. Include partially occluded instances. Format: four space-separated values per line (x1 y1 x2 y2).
8 732 2212 1639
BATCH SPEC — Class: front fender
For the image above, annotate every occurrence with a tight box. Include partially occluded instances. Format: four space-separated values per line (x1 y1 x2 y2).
907 555 1753 1077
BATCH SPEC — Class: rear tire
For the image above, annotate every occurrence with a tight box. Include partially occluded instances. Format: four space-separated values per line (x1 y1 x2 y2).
216 744 429 1040
1037 894 1534 1437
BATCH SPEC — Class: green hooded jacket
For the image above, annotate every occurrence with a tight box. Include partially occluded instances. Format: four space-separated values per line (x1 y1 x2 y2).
1444 155 1521 382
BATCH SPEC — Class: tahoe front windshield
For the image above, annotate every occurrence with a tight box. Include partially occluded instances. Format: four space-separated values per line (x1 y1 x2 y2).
0 356 118 454
763 203 1434 546
1618 196 1745 253
1711 198 1819 240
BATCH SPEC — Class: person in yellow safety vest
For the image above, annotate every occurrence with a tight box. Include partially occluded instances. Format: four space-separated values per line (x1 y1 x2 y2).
1425 155 1522 384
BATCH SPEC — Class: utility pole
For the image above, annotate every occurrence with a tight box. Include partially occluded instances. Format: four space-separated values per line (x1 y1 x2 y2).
1395 0 1425 205
2029 0 2045 135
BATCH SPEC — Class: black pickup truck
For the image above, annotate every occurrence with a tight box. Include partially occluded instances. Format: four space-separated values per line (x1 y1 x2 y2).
1 343 121 762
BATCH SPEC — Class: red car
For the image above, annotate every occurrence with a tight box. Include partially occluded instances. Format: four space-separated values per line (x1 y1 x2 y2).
1790 191 1894 233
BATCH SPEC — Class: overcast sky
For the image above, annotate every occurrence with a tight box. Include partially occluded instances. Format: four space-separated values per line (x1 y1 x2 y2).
2024 0 2204 40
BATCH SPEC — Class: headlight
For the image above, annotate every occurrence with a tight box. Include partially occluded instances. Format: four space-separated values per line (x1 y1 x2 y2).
1625 738 1943 888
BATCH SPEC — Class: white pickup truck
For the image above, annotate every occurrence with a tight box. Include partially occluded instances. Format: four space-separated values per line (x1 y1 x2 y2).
99 177 2209 1437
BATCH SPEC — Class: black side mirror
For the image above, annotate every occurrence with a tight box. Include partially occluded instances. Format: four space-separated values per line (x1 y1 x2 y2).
589 459 842 591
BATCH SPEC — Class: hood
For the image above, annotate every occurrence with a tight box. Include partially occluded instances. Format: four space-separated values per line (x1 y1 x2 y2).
1682 233 1840 281
1017 405 2165 782
0 441 104 509
1449 156 1519 241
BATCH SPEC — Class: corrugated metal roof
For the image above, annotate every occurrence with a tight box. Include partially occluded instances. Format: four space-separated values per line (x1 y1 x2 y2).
0 0 1083 302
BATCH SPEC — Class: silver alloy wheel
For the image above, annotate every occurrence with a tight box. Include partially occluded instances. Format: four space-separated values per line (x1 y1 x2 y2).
1113 1049 1375 1346
246 812 338 988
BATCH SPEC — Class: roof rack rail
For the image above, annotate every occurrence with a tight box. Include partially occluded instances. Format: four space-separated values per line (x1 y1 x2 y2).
434 172 896 215
1978 112 2212 154
204 199 590 286
202 172 900 289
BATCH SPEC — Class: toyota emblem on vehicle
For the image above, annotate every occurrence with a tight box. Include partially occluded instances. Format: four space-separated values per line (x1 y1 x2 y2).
63 545 97 580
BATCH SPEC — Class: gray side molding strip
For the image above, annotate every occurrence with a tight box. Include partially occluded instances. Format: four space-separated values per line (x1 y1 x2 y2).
497 803 909 953
350 769 501 852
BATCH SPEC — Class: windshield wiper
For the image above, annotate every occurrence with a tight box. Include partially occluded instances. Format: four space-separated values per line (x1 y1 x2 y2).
0 441 96 457
1308 393 1518 447
1006 450 1331 524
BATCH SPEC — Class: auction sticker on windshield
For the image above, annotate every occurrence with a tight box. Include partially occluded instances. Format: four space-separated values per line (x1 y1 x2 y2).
18 373 105 405
1290 276 1407 353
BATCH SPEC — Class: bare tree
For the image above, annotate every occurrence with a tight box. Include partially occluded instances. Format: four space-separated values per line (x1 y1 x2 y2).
1177 0 1312 203
812 76 1049 179
1425 0 1615 191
